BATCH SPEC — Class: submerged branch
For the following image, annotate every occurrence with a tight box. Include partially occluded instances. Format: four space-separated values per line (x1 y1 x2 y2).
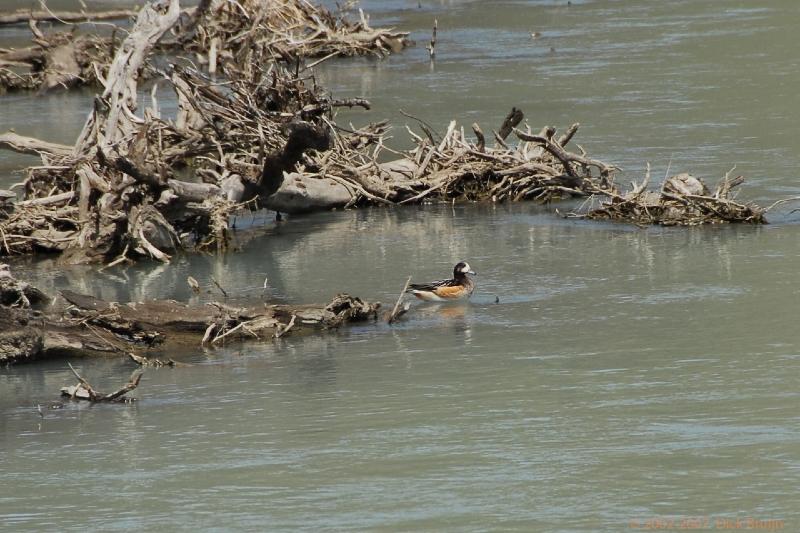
61 364 143 402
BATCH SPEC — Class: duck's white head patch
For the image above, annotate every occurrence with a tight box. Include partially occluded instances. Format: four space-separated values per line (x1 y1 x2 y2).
457 262 476 275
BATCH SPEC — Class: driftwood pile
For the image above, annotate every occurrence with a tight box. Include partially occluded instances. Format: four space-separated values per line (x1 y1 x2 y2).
0 0 774 267
183 0 409 71
0 0 406 263
0 0 409 93
0 264 380 365
269 113 619 212
0 25 120 93
0 66 378 261
568 167 767 226
1 0 186 264
0 0 331 262
0 0 615 264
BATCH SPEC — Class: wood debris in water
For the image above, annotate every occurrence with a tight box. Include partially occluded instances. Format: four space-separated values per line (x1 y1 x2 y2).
0 0 410 94
387 276 412 324
568 166 767 226
0 0 408 262
185 0 410 66
0 0 774 265
279 114 618 212
61 363 142 403
0 264 380 364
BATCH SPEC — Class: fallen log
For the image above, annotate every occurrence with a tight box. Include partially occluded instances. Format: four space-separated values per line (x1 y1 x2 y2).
0 265 381 365
0 9 136 26
0 132 72 157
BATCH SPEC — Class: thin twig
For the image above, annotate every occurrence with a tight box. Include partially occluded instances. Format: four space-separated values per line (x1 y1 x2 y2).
273 314 296 338
211 276 228 297
388 276 412 324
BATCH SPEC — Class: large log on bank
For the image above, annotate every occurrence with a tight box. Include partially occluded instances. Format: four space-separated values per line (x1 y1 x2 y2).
0 265 380 365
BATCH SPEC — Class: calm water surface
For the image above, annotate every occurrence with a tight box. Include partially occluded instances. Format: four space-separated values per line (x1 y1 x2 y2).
2 1 800 531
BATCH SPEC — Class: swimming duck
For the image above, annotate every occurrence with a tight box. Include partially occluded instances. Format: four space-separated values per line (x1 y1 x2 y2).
408 261 476 301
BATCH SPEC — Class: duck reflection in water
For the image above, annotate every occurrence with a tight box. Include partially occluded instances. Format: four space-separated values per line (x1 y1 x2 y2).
399 301 473 347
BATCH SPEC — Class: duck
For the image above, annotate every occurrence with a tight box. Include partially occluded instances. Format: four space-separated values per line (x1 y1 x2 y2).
407 261 476 301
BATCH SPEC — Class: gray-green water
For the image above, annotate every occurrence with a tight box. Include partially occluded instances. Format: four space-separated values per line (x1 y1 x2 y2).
2 1 800 531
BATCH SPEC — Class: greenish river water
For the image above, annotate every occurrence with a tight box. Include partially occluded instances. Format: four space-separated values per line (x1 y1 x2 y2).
1 1 799 531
